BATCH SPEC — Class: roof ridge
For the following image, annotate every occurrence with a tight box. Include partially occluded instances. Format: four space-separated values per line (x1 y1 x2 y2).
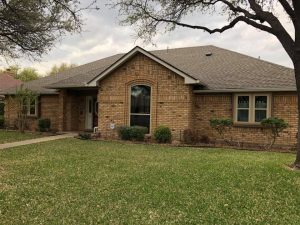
55 53 125 76
150 45 214 53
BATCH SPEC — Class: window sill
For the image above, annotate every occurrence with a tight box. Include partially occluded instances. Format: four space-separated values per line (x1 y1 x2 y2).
233 123 263 128
27 115 38 119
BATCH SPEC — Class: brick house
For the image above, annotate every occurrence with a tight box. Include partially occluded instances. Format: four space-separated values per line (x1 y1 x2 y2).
1 45 297 146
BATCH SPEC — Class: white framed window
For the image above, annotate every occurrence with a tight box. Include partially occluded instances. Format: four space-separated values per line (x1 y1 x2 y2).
23 98 38 116
234 94 271 124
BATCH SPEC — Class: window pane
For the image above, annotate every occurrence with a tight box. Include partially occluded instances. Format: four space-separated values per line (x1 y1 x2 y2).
255 110 267 122
28 98 36 115
22 105 28 114
255 96 267 108
130 115 150 132
29 99 36 107
237 109 249 122
131 85 151 114
29 106 36 115
238 96 249 108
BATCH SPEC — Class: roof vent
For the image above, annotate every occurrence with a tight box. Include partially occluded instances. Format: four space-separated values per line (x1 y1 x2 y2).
205 52 213 56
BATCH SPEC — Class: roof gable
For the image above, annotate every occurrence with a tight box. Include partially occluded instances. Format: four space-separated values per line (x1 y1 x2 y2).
87 46 200 86
0 73 22 92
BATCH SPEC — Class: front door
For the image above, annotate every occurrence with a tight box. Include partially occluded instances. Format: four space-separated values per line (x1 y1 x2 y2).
85 96 93 130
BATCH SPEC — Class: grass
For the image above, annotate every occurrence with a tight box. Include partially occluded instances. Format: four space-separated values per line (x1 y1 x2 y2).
0 130 42 144
0 139 299 224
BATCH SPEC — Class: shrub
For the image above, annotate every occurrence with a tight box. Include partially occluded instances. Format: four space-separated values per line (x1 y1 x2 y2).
261 117 288 149
183 129 201 144
209 118 233 136
78 132 92 140
130 126 148 141
200 134 210 144
209 118 233 145
0 116 4 128
154 126 172 143
183 129 210 144
37 118 51 132
118 126 148 141
118 126 132 140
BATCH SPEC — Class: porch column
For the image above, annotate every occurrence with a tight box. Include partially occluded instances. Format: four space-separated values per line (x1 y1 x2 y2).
58 89 67 132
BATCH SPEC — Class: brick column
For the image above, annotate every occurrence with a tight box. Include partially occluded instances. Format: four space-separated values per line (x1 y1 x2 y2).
58 90 66 132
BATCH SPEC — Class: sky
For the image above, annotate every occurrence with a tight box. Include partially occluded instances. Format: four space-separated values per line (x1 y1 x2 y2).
0 1 295 76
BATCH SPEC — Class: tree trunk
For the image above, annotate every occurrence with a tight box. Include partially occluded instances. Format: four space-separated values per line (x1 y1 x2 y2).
294 1 300 168
295 55 300 168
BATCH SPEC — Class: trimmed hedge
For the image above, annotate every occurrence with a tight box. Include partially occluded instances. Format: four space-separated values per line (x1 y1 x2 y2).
118 126 148 141
37 118 51 132
154 126 172 143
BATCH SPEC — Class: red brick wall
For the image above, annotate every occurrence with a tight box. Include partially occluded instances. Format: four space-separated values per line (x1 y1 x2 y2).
4 95 60 131
98 53 194 139
193 93 298 146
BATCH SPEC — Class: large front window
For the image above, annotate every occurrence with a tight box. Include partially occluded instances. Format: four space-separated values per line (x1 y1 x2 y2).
130 85 151 132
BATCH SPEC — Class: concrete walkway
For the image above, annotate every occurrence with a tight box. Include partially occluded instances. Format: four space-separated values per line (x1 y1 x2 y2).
0 133 76 150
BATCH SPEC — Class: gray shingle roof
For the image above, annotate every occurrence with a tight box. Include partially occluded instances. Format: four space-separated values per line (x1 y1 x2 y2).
151 46 295 90
0 45 295 95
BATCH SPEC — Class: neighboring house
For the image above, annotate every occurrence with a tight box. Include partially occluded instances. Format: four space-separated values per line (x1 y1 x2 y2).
0 45 297 146
0 71 22 101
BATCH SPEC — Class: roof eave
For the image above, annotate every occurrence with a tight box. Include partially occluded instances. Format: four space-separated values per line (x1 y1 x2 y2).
193 87 297 93
87 46 201 86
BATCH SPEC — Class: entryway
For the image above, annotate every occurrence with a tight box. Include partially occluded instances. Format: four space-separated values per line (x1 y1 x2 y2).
85 96 98 130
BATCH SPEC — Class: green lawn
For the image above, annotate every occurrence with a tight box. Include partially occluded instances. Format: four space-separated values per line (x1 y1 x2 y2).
0 139 299 224
0 130 42 144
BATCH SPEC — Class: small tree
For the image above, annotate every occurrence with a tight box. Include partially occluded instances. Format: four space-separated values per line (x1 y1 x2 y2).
261 117 289 150
47 63 77 76
16 68 39 82
210 118 233 145
14 85 38 132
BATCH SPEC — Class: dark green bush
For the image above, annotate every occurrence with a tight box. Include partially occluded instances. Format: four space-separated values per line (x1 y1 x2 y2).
78 132 92 140
130 126 148 141
261 117 288 132
118 126 132 140
0 116 4 128
154 126 172 143
37 118 51 132
118 126 148 141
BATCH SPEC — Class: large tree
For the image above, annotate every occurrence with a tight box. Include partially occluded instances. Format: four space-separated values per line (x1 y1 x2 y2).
113 0 300 169
0 0 98 60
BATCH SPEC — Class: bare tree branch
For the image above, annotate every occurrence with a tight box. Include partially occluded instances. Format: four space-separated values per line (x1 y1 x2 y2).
278 0 296 23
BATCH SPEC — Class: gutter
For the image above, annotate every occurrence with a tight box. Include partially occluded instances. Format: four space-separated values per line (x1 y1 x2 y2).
193 87 297 93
